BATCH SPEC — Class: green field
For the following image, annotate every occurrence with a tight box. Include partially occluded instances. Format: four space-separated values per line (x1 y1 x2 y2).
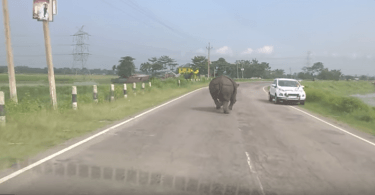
0 75 211 170
299 81 375 135
0 74 118 85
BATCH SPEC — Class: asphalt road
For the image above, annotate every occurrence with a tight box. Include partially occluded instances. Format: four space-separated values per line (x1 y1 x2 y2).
1 81 375 195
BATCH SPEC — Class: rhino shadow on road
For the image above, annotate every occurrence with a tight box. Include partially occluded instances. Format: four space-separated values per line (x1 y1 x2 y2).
191 107 222 114
256 98 300 106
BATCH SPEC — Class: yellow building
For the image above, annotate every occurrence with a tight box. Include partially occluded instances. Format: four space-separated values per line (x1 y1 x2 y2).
178 67 199 75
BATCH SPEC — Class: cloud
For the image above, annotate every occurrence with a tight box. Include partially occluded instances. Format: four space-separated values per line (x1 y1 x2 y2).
215 46 232 55
366 55 372 59
257 46 273 54
349 53 359 59
196 48 205 54
331 53 339 57
241 48 254 55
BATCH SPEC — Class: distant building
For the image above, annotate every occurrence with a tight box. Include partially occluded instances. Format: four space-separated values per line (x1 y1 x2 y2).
178 67 199 75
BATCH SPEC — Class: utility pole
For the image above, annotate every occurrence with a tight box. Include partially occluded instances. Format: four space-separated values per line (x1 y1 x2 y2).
206 42 212 78
236 61 239 79
241 63 244 79
43 20 57 110
2 0 17 103
290 68 292 78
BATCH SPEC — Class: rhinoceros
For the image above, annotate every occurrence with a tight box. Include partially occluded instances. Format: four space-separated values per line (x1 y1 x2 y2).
209 75 239 114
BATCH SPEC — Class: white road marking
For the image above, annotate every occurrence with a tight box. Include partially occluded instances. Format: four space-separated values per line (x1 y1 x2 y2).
262 86 268 94
245 152 255 173
0 87 208 185
262 85 375 148
245 152 265 195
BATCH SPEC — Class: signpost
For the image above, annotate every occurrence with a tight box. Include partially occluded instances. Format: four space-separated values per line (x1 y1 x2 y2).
33 0 58 109
241 68 244 79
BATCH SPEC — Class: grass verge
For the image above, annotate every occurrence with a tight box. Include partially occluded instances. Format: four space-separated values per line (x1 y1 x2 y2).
0 77 208 171
299 80 375 135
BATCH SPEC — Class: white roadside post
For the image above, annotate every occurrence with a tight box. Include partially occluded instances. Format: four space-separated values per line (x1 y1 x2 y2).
0 91 5 126
110 84 115 102
72 86 77 110
149 82 151 87
178 80 180 87
93 85 98 103
142 83 145 94
133 82 136 96
123 84 127 98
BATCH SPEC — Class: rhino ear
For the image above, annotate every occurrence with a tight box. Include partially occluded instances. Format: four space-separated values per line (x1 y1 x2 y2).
237 84 239 87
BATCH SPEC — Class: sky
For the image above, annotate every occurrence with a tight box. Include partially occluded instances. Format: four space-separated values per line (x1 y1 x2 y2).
0 0 374 76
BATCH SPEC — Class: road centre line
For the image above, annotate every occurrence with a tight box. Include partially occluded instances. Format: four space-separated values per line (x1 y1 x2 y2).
245 152 265 195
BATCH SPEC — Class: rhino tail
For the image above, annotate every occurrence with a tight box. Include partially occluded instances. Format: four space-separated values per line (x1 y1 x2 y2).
218 77 223 96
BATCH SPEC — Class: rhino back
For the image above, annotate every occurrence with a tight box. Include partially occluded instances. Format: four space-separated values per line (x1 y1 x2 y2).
209 76 235 101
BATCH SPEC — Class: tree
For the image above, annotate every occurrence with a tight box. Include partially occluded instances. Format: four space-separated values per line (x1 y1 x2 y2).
359 75 368 80
158 56 178 71
272 69 285 78
112 65 116 75
140 62 152 74
191 56 208 75
117 56 136 78
317 68 342 81
151 58 164 75
211 58 231 77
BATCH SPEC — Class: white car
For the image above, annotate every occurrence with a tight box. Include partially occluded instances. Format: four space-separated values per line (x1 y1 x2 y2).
269 78 306 105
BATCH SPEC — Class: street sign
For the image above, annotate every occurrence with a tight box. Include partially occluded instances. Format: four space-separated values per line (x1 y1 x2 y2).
241 68 244 71
33 0 57 22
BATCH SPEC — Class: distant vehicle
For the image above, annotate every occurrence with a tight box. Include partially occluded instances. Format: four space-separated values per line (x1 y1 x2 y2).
111 74 150 84
269 78 306 105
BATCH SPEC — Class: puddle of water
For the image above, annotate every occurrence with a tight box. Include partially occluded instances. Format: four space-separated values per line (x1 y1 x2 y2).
351 93 375 107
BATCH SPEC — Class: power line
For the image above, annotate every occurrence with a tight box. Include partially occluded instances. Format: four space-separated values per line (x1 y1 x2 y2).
71 25 91 75
101 0 154 29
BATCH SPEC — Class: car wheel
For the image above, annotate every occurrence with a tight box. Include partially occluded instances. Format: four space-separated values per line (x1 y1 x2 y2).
269 93 272 102
300 100 305 105
274 95 279 104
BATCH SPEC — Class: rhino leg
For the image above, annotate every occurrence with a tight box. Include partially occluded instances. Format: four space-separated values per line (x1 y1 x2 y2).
228 102 233 110
223 101 230 114
229 93 237 110
214 99 222 109
229 99 236 110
